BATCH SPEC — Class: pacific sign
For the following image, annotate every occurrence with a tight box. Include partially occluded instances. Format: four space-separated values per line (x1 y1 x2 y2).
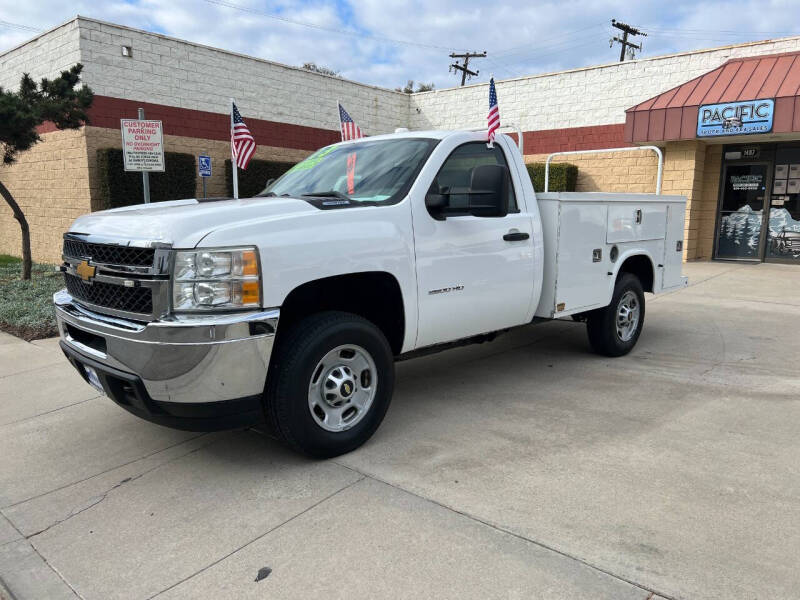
696 99 774 137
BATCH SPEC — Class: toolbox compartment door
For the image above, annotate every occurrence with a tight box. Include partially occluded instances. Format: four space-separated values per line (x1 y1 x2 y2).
606 204 667 243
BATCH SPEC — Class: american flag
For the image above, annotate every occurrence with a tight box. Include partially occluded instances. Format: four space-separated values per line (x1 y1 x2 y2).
231 102 256 170
487 77 500 143
338 103 364 141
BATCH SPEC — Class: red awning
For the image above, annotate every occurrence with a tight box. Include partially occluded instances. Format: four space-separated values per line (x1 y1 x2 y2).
624 51 800 143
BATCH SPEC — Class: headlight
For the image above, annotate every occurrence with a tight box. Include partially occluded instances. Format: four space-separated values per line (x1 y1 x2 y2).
172 247 261 311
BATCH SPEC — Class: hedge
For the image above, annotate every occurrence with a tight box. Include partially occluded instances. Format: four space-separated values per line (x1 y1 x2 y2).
225 159 295 198
216 157 576 198
526 162 578 193
95 148 197 210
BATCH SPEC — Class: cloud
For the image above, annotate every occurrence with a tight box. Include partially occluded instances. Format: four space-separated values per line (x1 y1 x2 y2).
1 0 799 91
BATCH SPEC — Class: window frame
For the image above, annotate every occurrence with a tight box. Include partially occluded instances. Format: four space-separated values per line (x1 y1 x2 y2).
427 141 519 219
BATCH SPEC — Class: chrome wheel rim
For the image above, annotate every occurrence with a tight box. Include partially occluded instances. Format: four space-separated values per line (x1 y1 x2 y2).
616 291 640 342
308 344 377 432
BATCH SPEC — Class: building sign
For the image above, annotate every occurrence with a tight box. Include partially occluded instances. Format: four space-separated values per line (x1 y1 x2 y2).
729 173 763 191
697 99 774 137
120 119 165 171
198 155 212 177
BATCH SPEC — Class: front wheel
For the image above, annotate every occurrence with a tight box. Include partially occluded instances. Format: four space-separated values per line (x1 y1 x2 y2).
264 311 394 458
586 273 645 357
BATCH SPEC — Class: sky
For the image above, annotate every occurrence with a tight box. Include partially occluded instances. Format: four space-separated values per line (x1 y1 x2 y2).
2 0 800 90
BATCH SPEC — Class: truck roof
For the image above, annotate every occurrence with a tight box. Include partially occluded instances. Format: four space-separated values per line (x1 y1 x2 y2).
338 129 497 143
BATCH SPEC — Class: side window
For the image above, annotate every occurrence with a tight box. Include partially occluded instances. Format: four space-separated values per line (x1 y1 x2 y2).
430 142 518 215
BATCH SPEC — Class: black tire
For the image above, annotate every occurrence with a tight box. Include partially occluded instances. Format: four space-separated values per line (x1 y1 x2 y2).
264 311 394 458
586 273 645 357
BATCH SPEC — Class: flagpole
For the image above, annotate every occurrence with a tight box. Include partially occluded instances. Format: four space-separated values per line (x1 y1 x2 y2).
336 99 343 141
487 75 495 148
230 98 239 199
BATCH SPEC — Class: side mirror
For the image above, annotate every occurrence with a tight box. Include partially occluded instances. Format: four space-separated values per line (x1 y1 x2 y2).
468 164 509 218
425 181 449 220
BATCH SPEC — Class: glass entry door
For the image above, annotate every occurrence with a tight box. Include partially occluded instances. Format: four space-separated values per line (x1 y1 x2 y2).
766 158 800 263
715 163 769 260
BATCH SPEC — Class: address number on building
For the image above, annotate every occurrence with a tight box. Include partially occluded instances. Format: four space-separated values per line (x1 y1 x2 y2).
120 119 165 172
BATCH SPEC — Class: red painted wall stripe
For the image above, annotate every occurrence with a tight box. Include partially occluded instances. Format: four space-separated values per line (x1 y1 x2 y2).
84 95 340 151
38 95 629 156
519 124 627 155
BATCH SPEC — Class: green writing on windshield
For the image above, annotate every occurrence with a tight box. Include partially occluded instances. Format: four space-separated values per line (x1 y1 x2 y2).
287 145 338 173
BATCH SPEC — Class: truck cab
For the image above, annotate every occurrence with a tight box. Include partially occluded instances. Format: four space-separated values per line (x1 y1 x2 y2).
54 129 687 457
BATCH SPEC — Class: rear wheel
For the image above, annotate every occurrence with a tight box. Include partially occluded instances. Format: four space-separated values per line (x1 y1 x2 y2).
264 311 394 458
586 273 645 357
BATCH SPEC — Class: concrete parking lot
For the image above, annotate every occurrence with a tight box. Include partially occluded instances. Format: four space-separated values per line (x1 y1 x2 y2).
1 261 798 600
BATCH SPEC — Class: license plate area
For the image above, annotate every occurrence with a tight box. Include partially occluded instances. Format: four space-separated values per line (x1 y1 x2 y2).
83 365 106 394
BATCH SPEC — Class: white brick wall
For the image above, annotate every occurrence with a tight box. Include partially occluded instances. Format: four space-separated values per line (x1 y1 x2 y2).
75 18 410 134
410 37 800 132
0 20 82 91
3 17 800 137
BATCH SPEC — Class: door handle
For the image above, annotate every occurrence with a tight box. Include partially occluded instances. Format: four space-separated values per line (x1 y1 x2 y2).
503 231 530 242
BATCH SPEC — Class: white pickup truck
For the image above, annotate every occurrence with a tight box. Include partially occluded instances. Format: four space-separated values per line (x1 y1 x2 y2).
54 129 687 457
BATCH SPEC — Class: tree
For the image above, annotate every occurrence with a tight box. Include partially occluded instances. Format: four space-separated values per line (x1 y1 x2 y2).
301 62 340 77
395 80 435 93
0 64 93 279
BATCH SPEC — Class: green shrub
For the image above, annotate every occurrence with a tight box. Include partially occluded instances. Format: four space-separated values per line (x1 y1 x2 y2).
526 162 578 193
95 148 197 210
225 159 295 198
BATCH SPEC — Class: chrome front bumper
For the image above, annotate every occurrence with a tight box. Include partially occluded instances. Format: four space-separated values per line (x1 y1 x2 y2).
54 289 279 408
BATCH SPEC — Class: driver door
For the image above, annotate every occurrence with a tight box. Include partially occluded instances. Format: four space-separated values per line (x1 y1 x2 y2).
412 139 535 348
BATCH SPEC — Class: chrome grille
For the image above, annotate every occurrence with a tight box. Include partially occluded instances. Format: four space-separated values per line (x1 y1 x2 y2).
64 274 153 315
63 239 155 267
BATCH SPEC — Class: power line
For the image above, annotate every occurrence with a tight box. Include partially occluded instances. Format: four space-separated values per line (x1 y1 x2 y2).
492 22 606 58
201 0 459 51
0 20 43 33
633 24 800 37
489 33 609 73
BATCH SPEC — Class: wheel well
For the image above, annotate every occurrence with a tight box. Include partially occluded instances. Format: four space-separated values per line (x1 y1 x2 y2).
277 272 405 355
617 254 654 293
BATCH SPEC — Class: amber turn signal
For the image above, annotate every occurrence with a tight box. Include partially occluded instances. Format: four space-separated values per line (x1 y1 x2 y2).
242 250 259 277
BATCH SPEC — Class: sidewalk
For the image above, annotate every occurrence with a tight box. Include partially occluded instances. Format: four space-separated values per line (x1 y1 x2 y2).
1 262 799 599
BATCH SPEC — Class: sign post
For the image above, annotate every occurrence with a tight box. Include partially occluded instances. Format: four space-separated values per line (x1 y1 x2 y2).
198 154 212 199
138 108 150 203
120 111 165 204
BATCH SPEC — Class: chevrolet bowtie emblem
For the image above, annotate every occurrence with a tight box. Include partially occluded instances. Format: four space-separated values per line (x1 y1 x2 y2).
76 260 96 282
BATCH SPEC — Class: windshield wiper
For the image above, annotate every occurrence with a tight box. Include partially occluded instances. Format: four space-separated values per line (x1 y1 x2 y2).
301 190 350 200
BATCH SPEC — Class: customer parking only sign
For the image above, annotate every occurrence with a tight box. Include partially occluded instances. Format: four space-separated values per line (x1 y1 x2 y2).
696 99 774 137
120 119 165 171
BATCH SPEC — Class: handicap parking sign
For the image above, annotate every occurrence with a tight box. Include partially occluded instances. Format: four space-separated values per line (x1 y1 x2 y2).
198 155 212 177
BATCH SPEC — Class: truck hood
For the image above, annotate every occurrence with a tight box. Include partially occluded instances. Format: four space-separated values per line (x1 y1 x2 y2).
68 197 317 248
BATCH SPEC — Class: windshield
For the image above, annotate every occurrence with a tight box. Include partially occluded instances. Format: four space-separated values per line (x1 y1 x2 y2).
261 138 437 204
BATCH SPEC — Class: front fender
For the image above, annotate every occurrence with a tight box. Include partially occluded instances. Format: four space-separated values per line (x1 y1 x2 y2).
197 201 419 351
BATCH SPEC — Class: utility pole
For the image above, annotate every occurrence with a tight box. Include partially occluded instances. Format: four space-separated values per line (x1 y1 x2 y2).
610 19 646 61
449 51 487 86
